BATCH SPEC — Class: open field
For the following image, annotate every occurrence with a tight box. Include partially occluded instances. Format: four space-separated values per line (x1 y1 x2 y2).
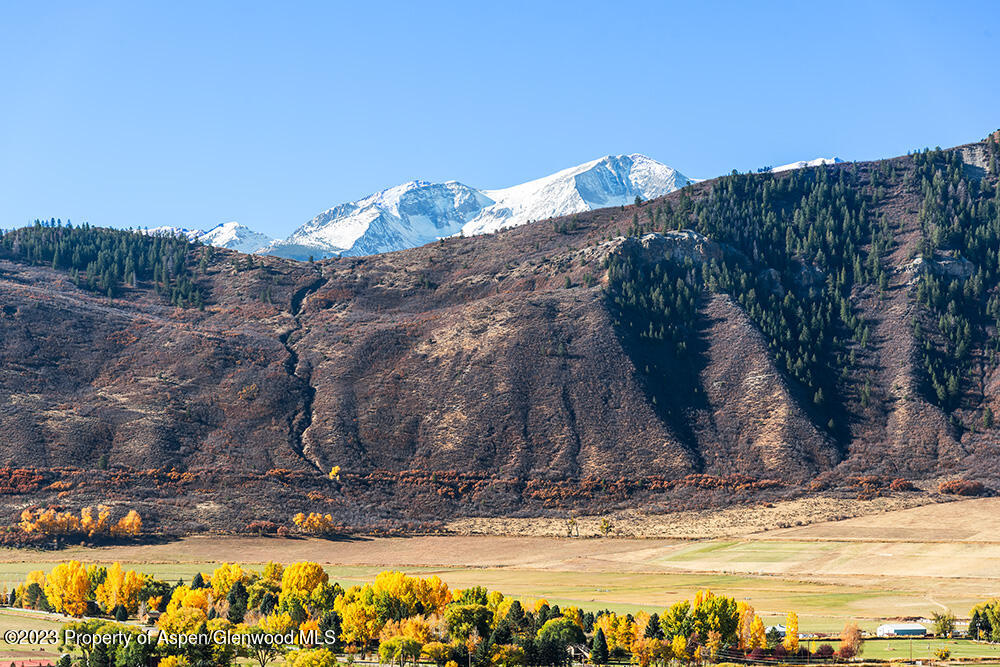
0 608 66 662
858 639 1000 660
446 492 945 538
2 497 999 643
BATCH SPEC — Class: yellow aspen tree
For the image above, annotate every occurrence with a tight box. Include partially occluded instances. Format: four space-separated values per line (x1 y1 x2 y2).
97 562 125 611
414 574 451 614
400 616 434 643
111 510 142 537
335 600 380 649
631 637 656 667
96 563 147 612
263 561 285 583
260 611 296 634
165 585 209 614
749 616 766 650
736 602 754 649
784 612 799 652
706 630 722 661
159 657 191 667
121 569 145 613
44 560 90 617
671 635 689 662
158 607 207 634
80 506 110 536
211 563 245 598
299 619 321 646
281 562 329 595
562 606 584 629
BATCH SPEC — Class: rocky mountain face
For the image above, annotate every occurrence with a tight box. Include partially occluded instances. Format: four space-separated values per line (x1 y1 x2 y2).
198 154 692 260
2 137 999 533
265 181 494 260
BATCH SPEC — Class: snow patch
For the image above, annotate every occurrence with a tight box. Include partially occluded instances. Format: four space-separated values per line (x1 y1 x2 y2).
770 157 845 173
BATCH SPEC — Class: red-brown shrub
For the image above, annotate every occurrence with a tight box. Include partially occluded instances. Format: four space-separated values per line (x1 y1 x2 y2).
938 479 986 496
889 478 915 491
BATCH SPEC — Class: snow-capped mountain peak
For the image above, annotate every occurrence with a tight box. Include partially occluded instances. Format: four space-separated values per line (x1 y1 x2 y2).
143 226 204 241
141 222 274 254
260 154 691 260
464 153 691 236
770 157 845 173
183 154 692 260
266 180 493 260
198 221 274 254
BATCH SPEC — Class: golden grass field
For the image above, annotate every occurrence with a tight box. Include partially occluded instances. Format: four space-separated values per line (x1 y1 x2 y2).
2 495 999 661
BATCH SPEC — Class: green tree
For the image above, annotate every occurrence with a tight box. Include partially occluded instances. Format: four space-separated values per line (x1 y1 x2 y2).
644 613 664 639
445 604 493 641
227 580 249 623
932 611 956 638
537 617 585 645
590 628 609 664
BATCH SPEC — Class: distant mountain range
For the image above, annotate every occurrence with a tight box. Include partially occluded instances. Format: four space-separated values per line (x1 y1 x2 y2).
149 154 842 259
149 154 693 259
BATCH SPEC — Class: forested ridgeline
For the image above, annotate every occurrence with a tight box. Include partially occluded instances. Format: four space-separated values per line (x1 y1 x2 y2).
0 220 209 308
607 163 885 434
910 147 1000 411
607 137 1000 433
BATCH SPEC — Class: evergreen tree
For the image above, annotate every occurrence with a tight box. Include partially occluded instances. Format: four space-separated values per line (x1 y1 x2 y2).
319 609 342 649
645 612 664 639
505 599 525 630
590 628 609 665
186 620 214 666
89 643 111 667
226 580 248 623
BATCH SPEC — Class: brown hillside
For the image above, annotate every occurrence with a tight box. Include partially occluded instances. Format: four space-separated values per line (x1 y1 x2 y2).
1 137 999 533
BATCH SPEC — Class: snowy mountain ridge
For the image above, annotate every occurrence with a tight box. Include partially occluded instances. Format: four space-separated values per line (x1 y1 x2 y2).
141 154 862 260
260 153 692 259
265 180 493 260
143 222 274 253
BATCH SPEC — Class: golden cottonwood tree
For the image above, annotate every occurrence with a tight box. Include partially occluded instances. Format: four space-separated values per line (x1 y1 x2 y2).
749 616 766 650
784 612 799 652
44 560 90 616
211 562 246 598
96 563 145 613
282 562 329 596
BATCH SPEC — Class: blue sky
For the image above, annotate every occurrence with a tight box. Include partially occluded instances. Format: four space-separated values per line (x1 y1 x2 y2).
1 1 997 238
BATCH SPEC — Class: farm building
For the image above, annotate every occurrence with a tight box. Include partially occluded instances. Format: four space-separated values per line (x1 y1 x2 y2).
877 623 927 637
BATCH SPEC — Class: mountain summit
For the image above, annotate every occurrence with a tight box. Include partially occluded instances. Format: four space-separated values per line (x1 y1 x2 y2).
461 153 691 237
253 154 691 259
265 181 492 260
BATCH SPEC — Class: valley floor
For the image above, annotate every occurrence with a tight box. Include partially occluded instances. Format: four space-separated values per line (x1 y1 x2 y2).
2 496 998 642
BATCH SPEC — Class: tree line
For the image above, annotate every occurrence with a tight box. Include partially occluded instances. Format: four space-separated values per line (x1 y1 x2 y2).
0 219 209 308
4 563 824 667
